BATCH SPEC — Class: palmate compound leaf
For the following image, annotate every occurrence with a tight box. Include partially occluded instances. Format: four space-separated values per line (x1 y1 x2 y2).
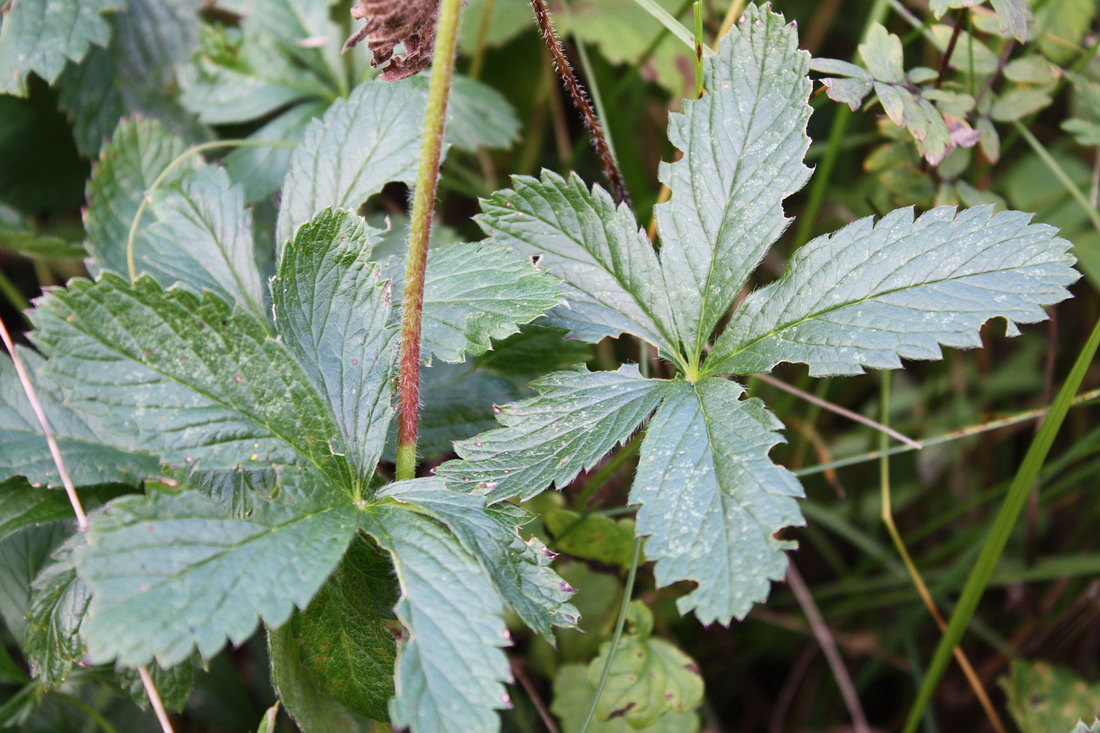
275 80 426 246
632 378 802 625
379 478 579 638
360 504 512 733
436 365 669 503
477 170 680 358
654 3 812 362
704 205 1079 378
76 488 358 667
0 350 159 488
24 533 89 687
29 273 355 487
0 0 120 96
272 208 395 482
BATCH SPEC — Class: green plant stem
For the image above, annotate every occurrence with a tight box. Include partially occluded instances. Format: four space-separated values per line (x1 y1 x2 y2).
793 386 1100 477
395 0 464 482
468 0 496 79
579 535 643 733
125 139 298 282
902 316 1100 732
630 0 713 54
1014 120 1100 234
794 0 888 247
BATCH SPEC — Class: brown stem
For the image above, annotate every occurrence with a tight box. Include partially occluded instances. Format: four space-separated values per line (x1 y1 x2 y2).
529 0 630 205
935 8 967 89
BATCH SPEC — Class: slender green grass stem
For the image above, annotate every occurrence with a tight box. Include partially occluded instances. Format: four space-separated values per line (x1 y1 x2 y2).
395 0 464 482
0 267 30 318
124 139 298 283
579 536 643 733
1014 120 1100 234
902 316 1100 732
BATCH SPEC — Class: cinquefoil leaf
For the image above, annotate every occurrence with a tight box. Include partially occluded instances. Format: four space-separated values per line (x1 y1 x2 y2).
478 171 679 355
360 504 511 733
633 378 803 625
144 165 265 319
655 4 812 361
0 478 77 546
0 0 120 96
380 478 579 638
77 490 357 667
288 534 397 722
31 274 353 485
437 365 668 503
420 241 562 364
276 80 425 246
0 350 159 488
24 535 90 687
268 622 368 733
272 208 395 482
85 117 193 277
706 206 1078 378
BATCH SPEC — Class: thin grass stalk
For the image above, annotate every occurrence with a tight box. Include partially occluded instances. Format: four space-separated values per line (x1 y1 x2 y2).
878 373 1007 733
902 316 1100 732
395 0 464 481
579 536 643 733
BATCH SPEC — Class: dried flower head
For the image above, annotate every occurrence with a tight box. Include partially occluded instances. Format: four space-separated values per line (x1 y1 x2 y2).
343 0 440 82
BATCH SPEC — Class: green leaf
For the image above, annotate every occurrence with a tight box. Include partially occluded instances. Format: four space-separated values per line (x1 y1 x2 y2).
0 350 160 488
272 209 395 481
588 602 703 728
0 522 70 640
420 241 562 364
0 0 120 96
655 5 812 361
223 100 327 203
31 274 353 484
1071 722 1100 733
990 0 1030 42
992 88 1052 122
438 75 520 153
540 495 636 571
275 80 426 246
118 660 194 713
179 25 326 125
437 366 668 503
0 478 79 546
77 490 357 667
380 477 580 638
288 534 397 721
820 76 873 111
142 165 265 319
551 663 700 733
1000 660 1100 733
56 0 205 157
0 639 27 685
268 622 369 733
706 206 1078 378
360 504 511 733
24 534 89 688
84 117 193 277
632 378 802 624
473 325 593 377
0 221 85 259
478 171 679 355
858 23 904 83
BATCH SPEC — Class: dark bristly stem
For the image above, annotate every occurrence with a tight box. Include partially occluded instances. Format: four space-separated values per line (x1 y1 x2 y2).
935 8 967 88
395 0 464 482
529 0 630 205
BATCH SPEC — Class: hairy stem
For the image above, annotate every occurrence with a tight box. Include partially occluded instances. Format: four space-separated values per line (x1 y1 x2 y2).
530 0 629 205
395 0 464 482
